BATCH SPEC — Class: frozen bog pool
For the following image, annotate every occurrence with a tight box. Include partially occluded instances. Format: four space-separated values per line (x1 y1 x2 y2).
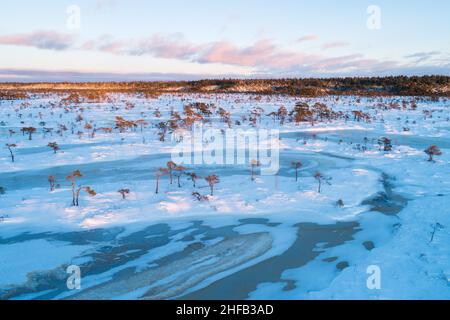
0 94 449 299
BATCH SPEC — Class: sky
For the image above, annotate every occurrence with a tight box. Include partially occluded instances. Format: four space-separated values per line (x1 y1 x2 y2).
0 0 449 81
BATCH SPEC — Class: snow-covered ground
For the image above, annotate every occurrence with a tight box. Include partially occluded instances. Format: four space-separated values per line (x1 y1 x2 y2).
0 93 449 300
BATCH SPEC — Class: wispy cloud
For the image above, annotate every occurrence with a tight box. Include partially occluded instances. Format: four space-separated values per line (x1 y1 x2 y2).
80 35 318 70
0 30 448 78
81 33 204 59
129 34 204 59
322 41 350 50
0 31 75 50
297 34 319 43
196 39 318 69
405 51 441 63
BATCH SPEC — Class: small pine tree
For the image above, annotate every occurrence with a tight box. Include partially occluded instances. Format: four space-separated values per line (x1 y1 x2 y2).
21 127 36 140
48 175 56 192
6 143 17 163
378 137 392 152
314 171 332 193
66 170 82 206
155 168 169 194
47 142 60 154
167 161 177 185
424 145 442 162
118 188 130 200
173 166 186 188
292 161 302 182
187 172 199 188
75 186 96 206
205 175 220 196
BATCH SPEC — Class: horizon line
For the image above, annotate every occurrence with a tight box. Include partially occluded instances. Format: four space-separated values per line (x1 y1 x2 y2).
1 67 450 83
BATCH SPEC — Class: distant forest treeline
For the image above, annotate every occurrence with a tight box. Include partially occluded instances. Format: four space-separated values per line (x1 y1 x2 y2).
1 76 449 98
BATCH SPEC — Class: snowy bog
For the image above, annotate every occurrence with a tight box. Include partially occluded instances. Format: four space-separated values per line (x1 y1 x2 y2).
0 92 449 300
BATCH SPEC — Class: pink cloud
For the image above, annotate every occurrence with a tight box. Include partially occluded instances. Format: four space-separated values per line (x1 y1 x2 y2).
129 34 204 59
198 40 274 66
0 30 434 76
197 39 319 69
77 35 401 74
79 34 126 54
82 36 317 70
82 33 203 59
0 31 74 50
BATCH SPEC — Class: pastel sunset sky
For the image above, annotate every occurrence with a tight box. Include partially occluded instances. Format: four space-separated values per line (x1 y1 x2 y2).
1 0 449 81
